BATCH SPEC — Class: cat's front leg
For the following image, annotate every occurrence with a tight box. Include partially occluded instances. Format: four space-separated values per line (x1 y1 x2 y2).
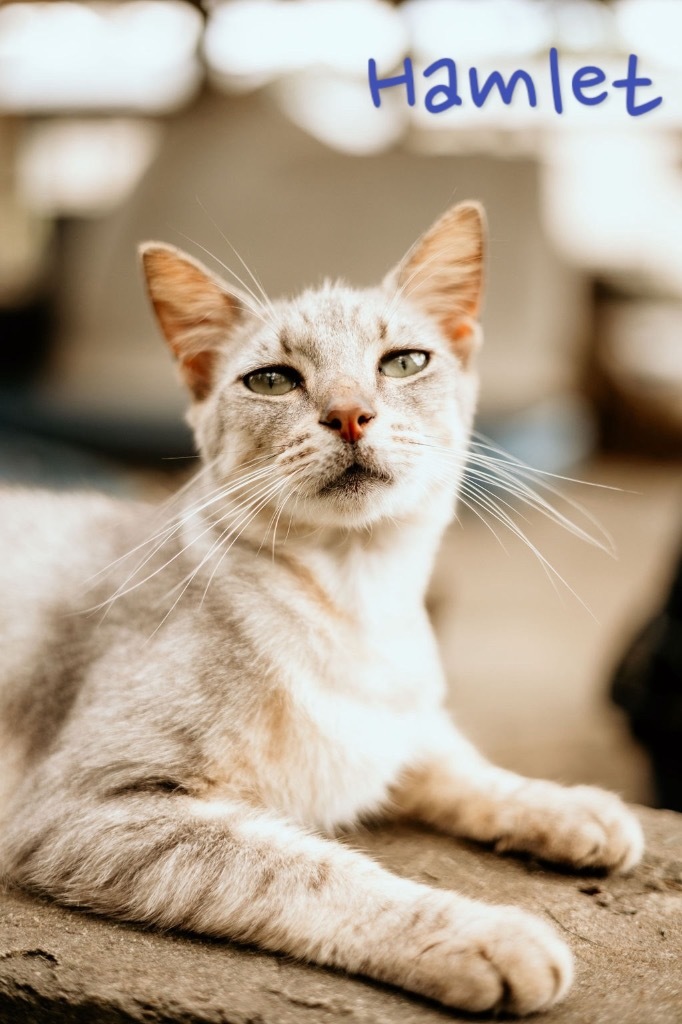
394 724 644 872
3 787 571 1016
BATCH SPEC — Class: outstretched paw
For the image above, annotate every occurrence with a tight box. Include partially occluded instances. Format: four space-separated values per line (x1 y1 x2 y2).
407 901 573 1016
495 782 644 872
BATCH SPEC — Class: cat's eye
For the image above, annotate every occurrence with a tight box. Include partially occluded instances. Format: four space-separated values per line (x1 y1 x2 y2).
243 366 301 395
379 350 430 378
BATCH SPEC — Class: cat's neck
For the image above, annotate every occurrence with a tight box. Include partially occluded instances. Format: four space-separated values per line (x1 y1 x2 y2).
276 511 448 606
181 479 454 614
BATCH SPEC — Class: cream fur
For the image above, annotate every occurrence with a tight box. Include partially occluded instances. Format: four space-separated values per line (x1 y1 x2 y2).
0 202 643 1016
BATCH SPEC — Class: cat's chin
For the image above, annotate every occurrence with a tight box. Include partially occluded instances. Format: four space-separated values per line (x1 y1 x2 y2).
304 460 391 523
295 473 442 533
317 462 393 497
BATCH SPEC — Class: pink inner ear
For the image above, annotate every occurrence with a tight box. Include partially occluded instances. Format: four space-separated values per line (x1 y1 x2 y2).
451 320 472 340
395 203 485 350
150 286 237 401
142 244 244 400
182 350 216 401
445 316 479 368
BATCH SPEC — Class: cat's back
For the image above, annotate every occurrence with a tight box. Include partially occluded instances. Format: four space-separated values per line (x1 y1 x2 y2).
0 487 146 602
0 487 153 819
0 487 152 685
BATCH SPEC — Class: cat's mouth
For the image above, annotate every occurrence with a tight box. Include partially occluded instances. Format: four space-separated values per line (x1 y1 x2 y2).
318 461 393 496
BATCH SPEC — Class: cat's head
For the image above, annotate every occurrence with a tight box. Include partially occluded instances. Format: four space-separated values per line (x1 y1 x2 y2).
140 202 485 530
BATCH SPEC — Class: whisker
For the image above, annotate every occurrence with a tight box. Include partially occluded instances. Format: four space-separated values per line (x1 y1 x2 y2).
83 458 219 586
469 432 631 492
265 470 307 561
282 482 305 547
196 478 290 609
459 481 597 619
409 436 615 556
158 472 290 608
96 464 278 599
87 450 284 587
195 197 280 327
176 222 277 332
455 490 511 553
86 467 283 614
396 433 607 615
464 459 613 554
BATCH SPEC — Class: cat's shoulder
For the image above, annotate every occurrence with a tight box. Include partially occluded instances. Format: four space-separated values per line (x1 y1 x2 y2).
0 484 147 524
0 486 153 578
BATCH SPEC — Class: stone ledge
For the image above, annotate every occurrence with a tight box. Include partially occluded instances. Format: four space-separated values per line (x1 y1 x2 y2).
1 806 680 1024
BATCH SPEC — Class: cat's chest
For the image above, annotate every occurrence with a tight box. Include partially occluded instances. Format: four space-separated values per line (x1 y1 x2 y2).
241 680 437 832
226 612 444 831
269 585 444 712
261 559 440 697
206 551 445 830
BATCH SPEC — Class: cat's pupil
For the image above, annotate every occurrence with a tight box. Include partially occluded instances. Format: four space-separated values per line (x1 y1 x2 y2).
380 350 429 378
244 367 299 396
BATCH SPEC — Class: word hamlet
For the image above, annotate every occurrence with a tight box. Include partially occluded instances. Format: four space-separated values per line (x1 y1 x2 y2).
368 49 662 118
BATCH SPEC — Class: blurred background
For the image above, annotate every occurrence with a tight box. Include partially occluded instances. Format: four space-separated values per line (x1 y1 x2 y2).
0 0 680 807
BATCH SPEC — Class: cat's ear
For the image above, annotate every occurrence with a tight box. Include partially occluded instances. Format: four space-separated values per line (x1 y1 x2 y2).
139 243 245 401
388 202 485 366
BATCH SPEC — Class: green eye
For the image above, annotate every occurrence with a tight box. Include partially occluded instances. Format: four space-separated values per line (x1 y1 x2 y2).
243 366 300 395
380 350 430 378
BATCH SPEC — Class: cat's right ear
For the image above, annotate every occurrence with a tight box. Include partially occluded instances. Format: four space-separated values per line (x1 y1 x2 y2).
386 202 486 368
139 243 244 401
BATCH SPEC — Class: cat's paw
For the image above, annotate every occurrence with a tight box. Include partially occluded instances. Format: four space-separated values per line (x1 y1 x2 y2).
408 901 573 1015
496 782 644 873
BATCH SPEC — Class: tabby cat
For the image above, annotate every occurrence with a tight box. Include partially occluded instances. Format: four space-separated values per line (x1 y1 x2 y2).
0 202 643 1015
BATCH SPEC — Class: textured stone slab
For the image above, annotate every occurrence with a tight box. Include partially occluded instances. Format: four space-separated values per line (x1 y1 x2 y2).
0 806 680 1023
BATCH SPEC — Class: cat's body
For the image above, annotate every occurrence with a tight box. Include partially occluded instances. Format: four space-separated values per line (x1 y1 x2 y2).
0 204 643 1016
0 485 446 833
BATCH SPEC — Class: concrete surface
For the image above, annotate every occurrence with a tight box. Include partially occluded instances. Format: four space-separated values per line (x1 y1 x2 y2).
0 806 680 1024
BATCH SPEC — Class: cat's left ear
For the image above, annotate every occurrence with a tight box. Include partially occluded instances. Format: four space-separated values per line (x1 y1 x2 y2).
140 242 245 401
387 202 485 367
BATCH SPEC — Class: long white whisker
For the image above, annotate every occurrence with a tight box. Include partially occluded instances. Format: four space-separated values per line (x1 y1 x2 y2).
265 469 307 560
463 458 614 554
87 469 283 613
148 478 286 638
175 232 273 329
85 450 283 586
398 435 603 615
409 437 615 556
456 490 511 553
468 432 630 492
95 464 279 603
196 478 290 607
459 481 597 619
159 473 290 608
283 480 304 547
195 197 280 326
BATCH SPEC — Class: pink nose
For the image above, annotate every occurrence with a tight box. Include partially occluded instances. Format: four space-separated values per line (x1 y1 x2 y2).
320 400 376 444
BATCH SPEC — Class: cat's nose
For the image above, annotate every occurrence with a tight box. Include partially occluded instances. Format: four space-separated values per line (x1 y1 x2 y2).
320 398 376 444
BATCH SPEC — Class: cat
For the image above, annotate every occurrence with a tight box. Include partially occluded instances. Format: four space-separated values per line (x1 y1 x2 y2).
0 201 643 1016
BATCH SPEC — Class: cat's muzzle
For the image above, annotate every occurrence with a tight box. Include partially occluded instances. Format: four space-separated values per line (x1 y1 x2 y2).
318 460 393 496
